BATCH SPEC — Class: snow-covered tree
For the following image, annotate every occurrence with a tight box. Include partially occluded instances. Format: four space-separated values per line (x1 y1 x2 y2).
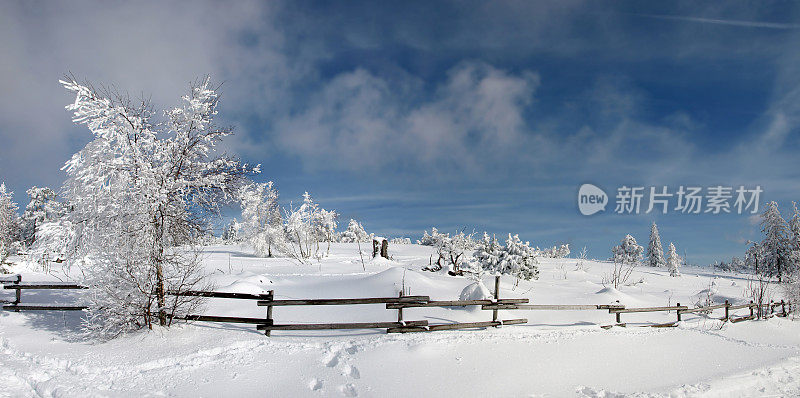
611 234 644 265
540 244 571 258
496 234 539 281
730 256 745 272
340 219 370 243
647 222 665 268
0 183 19 262
757 201 793 280
285 192 320 260
314 208 338 256
19 186 65 247
468 232 539 281
222 219 241 243
59 77 251 337
666 242 681 277
418 227 449 246
240 181 284 257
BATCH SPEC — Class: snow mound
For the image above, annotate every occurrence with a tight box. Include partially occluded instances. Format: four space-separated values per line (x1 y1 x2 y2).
361 267 438 290
217 281 271 295
370 256 395 267
459 281 491 301
594 287 630 305
458 281 491 312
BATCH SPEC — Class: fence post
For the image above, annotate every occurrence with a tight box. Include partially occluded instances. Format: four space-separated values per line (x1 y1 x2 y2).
676 303 681 322
493 275 500 324
397 291 404 323
781 300 786 317
770 300 774 317
724 300 729 321
264 290 274 337
14 274 21 305
750 300 754 318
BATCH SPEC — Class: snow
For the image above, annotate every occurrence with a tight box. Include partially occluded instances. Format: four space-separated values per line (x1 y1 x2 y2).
2 243 800 396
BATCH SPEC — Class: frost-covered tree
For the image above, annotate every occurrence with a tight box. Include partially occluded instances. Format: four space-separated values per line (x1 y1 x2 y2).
240 182 284 257
605 234 644 289
418 227 449 246
285 192 320 260
468 232 539 281
666 242 681 277
0 183 19 262
340 219 370 243
611 234 644 265
540 244 570 258
757 202 793 280
647 222 665 268
496 234 539 281
314 208 338 256
730 256 745 272
19 187 65 247
59 77 251 337
222 219 241 243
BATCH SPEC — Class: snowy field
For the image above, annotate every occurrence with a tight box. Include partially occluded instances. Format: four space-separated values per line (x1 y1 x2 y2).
2 243 800 397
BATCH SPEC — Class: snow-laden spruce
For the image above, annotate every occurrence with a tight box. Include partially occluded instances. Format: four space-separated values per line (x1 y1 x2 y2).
468 232 540 281
752 201 794 280
647 222 665 268
59 77 252 337
0 183 19 264
666 242 681 277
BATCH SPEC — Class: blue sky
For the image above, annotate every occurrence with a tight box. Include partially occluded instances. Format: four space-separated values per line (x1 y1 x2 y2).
1 1 800 264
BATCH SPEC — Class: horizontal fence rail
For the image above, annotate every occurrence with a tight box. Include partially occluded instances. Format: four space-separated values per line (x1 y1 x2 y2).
1 274 794 336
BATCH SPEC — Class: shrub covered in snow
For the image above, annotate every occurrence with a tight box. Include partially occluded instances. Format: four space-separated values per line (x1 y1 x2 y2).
339 219 370 243
468 232 540 281
610 234 644 265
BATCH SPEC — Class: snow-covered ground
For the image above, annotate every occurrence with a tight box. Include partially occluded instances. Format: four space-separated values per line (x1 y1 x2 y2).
2 243 799 397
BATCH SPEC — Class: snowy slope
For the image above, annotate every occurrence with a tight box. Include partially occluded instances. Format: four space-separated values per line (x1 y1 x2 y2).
1 243 799 397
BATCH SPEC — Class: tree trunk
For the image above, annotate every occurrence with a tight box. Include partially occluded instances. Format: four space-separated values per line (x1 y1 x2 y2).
156 261 166 326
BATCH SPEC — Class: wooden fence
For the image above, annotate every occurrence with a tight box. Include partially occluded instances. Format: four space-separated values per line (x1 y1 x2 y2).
1 275 793 336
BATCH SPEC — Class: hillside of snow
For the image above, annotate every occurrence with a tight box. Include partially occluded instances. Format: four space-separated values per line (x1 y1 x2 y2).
2 243 800 397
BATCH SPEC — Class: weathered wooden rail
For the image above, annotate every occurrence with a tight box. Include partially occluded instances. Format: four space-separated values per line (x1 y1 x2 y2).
2 274 88 311
1 274 793 336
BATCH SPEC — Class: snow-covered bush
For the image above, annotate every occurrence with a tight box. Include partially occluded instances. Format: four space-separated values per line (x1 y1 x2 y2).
390 237 412 245
339 219 370 243
423 230 476 275
468 232 539 281
604 234 644 289
666 242 681 277
647 222 665 268
283 192 336 260
314 208 338 256
539 244 570 258
58 77 250 337
610 234 644 265
417 227 449 246
240 182 284 257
